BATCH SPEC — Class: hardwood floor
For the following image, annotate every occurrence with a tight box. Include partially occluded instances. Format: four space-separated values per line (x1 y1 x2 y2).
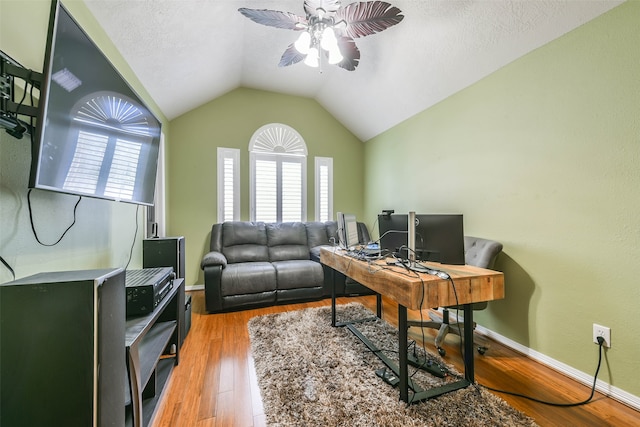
153 291 639 426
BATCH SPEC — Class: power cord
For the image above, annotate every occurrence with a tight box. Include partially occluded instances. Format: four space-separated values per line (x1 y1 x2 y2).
479 336 606 407
124 204 140 270
1 255 16 281
405 258 606 408
372 252 606 408
27 189 82 246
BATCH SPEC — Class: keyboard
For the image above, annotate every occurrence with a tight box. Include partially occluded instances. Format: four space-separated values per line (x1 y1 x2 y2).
345 248 383 261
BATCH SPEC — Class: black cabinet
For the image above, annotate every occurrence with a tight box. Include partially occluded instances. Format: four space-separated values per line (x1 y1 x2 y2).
125 278 184 427
0 268 126 427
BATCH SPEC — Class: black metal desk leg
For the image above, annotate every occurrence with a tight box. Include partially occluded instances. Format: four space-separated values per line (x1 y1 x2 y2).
376 293 382 318
331 268 337 327
463 304 474 382
398 305 409 402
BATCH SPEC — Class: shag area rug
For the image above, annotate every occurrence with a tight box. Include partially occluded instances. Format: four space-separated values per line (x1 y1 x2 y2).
248 303 539 427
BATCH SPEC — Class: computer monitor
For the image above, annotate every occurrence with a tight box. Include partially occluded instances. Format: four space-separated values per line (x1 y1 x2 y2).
378 213 409 256
337 212 360 249
378 213 465 265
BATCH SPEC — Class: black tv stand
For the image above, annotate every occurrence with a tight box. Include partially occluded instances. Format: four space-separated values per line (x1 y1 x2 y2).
125 278 184 427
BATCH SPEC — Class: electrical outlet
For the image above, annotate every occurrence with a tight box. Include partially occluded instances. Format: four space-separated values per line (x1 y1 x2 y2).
593 324 611 348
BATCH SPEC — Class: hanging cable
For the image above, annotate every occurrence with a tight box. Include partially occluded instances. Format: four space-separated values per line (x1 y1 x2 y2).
124 204 140 270
27 189 82 246
1 255 16 280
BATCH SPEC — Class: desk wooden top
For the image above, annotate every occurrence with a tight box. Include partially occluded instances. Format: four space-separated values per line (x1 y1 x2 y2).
320 248 505 311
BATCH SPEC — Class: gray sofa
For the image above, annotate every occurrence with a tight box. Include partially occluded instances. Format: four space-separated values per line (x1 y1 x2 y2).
201 220 373 313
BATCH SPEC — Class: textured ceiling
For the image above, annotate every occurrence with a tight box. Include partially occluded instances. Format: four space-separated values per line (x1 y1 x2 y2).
84 0 624 141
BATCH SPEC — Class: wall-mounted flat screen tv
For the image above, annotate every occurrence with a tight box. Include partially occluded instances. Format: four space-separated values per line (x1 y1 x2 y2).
30 1 161 206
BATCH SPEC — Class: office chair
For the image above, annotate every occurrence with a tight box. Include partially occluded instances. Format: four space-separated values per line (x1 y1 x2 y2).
408 236 503 356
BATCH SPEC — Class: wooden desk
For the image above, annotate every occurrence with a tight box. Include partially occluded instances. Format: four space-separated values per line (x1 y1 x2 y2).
320 248 504 403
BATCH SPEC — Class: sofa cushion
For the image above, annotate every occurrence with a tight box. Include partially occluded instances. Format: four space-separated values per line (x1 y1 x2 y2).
222 222 269 263
267 222 310 261
272 260 324 290
305 222 331 248
220 262 276 296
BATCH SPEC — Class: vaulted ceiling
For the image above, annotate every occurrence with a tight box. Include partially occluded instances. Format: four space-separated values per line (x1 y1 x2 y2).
84 0 623 141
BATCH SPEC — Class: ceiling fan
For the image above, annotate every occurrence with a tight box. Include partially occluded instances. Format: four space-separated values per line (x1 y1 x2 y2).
239 0 404 71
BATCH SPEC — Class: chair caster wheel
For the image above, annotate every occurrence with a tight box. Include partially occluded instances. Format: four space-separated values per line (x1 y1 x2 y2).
437 347 446 357
477 346 487 355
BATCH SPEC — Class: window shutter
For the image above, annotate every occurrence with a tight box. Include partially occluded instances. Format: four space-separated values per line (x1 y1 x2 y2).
314 157 333 222
217 147 240 223
222 157 235 221
319 165 328 220
281 160 302 222
255 158 278 222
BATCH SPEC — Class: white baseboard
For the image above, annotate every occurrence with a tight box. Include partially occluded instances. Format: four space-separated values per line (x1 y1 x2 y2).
186 284 204 291
473 323 640 411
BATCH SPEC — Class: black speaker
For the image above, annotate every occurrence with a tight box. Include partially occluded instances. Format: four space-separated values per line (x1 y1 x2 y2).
143 236 188 346
0 269 126 427
143 236 185 279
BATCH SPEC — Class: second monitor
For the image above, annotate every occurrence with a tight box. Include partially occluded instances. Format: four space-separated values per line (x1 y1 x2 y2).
378 213 465 265
337 212 360 249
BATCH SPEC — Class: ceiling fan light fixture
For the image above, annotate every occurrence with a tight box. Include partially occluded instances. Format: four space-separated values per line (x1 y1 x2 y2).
320 26 337 51
320 26 342 64
294 31 312 54
239 1 404 71
304 47 320 67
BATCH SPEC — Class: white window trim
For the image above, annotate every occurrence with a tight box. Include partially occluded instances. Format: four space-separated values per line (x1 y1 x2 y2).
154 132 166 235
314 157 333 222
217 147 240 223
146 132 166 238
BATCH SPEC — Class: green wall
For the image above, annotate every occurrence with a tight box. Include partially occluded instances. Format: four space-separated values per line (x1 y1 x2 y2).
364 2 639 396
168 87 365 287
0 0 169 283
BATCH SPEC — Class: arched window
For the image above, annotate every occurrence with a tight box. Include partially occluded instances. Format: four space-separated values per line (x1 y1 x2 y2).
249 123 307 222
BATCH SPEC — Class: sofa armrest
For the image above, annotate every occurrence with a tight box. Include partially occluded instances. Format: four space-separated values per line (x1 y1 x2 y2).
201 251 228 269
203 265 224 313
309 245 334 263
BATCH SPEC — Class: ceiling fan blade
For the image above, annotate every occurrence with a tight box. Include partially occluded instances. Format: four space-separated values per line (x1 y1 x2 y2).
238 8 307 30
335 1 404 39
279 44 306 67
304 0 341 17
336 36 360 71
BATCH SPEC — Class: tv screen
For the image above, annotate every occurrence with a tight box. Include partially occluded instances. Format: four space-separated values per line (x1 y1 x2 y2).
29 1 161 206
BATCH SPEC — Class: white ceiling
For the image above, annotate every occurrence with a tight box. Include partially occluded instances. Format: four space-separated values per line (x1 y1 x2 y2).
84 0 624 141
